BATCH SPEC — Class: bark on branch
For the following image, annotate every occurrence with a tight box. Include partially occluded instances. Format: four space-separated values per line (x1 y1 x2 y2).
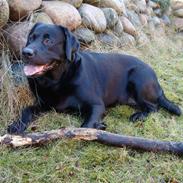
1 128 183 155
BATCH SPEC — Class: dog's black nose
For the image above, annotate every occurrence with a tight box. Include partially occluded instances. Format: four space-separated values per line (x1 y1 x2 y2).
22 47 35 58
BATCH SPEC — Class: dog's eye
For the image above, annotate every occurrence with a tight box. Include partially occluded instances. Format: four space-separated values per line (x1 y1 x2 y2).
43 38 53 45
43 34 53 45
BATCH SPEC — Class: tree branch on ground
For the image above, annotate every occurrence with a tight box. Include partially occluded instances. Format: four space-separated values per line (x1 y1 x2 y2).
0 128 183 155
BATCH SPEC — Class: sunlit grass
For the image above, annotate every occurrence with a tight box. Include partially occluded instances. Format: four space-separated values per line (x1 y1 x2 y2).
0 33 183 182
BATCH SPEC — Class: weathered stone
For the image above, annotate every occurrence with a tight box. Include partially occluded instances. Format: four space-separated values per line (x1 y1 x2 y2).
113 19 124 36
100 0 126 15
146 7 154 16
132 0 147 13
154 8 162 17
42 1 81 30
122 0 131 8
172 17 183 31
120 32 136 47
99 0 127 15
7 0 42 21
172 1 183 11
5 22 34 58
79 3 106 33
31 12 53 24
84 0 127 15
118 0 127 16
139 14 148 26
122 0 128 4
102 8 118 29
151 16 161 27
61 0 83 8
120 16 137 36
97 32 120 46
173 9 183 18
161 15 171 26
0 0 9 28
73 27 95 43
127 10 141 27
126 3 138 12
148 0 159 9
164 6 172 16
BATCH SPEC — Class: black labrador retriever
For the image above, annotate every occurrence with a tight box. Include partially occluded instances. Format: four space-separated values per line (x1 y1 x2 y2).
7 23 182 134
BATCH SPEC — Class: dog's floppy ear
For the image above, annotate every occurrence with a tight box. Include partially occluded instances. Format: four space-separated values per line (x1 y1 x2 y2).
62 26 80 62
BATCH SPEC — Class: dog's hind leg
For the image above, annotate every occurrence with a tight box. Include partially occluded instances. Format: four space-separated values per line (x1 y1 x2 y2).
129 100 158 122
127 69 161 122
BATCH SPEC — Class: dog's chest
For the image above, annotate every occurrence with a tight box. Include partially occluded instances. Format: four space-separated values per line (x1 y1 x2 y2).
55 95 82 112
38 87 81 110
29 78 81 110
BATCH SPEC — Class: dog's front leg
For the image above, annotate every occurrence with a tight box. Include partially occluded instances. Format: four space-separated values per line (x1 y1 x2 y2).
81 104 107 130
7 105 47 134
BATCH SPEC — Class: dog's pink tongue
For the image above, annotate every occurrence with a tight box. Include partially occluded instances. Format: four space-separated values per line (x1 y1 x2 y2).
24 65 44 76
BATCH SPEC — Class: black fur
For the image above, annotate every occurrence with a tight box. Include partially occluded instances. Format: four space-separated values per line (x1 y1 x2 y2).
7 23 182 134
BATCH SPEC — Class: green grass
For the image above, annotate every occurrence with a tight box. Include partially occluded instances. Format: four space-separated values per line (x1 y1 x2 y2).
0 34 183 183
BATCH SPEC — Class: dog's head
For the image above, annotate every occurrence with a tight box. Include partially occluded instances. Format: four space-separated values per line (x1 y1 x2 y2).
22 23 80 77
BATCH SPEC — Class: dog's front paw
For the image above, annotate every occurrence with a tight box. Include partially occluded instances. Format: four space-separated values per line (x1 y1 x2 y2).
81 121 107 130
94 122 107 130
7 121 26 135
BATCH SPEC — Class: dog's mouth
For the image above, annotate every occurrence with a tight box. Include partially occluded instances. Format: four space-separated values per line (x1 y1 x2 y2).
24 63 55 77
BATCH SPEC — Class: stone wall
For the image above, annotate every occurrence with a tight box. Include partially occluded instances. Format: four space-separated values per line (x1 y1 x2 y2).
0 0 181 59
172 0 183 31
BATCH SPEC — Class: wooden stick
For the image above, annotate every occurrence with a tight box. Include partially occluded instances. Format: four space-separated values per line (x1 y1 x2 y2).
1 128 183 155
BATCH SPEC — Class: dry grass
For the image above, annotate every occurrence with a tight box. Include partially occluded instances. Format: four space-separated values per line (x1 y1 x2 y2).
0 31 183 183
0 49 33 134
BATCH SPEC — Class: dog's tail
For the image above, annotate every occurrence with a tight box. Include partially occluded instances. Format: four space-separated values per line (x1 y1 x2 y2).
158 92 182 116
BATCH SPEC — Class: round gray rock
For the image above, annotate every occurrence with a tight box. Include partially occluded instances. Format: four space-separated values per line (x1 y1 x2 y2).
8 0 42 21
120 32 136 47
0 0 9 28
31 12 53 24
173 9 183 18
172 1 183 11
5 22 34 58
84 0 127 16
120 16 137 36
79 3 107 33
113 19 124 36
127 10 141 27
102 8 118 29
42 1 82 30
133 0 147 13
139 14 148 27
148 0 159 9
150 16 161 27
161 15 171 26
172 17 183 31
73 27 95 43
154 8 162 17
97 32 120 46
